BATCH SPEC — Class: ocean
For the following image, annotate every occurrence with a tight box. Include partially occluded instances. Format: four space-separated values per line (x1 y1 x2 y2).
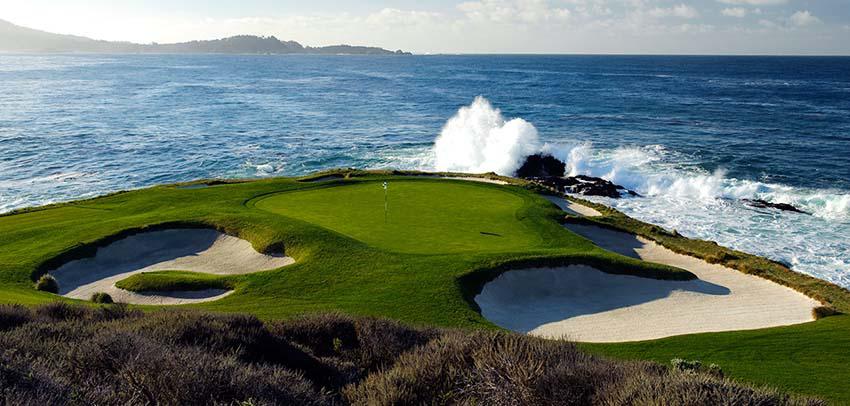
1 54 848 287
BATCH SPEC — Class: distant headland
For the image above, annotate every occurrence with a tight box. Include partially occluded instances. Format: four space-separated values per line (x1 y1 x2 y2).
0 19 410 55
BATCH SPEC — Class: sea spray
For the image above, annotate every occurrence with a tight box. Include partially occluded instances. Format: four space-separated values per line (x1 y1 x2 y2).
547 143 850 220
434 97 540 176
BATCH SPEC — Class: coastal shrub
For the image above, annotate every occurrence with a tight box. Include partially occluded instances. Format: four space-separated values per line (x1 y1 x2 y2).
90 292 113 304
671 358 702 372
812 305 839 319
0 303 823 405
33 274 58 293
0 305 34 331
669 359 723 377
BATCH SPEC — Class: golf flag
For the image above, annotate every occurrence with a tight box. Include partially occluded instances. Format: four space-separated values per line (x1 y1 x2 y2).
383 182 389 223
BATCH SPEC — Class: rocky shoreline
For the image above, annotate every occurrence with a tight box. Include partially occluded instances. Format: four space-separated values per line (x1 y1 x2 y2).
516 154 807 213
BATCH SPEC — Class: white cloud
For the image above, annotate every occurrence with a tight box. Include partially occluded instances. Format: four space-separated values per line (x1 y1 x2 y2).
457 0 571 24
759 19 778 28
789 10 821 27
365 8 440 26
717 0 786 5
721 7 747 18
648 4 699 19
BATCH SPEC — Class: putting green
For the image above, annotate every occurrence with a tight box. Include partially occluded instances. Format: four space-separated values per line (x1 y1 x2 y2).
254 180 545 254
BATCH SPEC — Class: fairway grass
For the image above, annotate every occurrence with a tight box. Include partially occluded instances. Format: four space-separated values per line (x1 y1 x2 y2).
0 173 848 402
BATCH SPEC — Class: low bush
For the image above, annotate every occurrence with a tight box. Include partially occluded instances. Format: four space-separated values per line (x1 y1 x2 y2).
33 274 58 293
812 305 839 320
0 304 822 405
90 292 113 304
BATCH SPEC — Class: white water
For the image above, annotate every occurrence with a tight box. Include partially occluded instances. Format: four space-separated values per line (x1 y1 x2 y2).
434 96 540 175
430 98 850 288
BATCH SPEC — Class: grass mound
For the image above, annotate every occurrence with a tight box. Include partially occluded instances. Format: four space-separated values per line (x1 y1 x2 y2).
0 303 820 405
115 271 234 292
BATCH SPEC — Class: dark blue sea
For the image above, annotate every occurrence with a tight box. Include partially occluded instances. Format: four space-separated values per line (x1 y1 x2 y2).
1 54 848 286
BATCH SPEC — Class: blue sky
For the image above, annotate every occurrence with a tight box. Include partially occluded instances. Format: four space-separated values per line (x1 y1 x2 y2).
3 0 849 54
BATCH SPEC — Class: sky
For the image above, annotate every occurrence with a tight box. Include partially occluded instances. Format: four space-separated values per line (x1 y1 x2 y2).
2 0 849 54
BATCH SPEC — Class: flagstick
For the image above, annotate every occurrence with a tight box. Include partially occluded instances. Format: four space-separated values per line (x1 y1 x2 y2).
383 182 388 224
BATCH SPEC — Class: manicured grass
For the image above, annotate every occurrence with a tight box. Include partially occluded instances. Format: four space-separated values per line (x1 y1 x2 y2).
115 271 235 292
0 172 848 402
254 181 548 254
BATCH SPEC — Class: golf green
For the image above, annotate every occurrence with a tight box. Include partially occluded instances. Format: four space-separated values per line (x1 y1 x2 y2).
254 180 545 254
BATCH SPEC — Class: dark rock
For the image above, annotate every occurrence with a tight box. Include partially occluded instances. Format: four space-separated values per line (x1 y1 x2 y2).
563 175 639 198
742 199 808 214
526 175 638 198
516 153 638 198
515 154 566 178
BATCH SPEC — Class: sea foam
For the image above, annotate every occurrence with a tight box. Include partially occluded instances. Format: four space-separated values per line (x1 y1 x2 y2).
434 97 540 176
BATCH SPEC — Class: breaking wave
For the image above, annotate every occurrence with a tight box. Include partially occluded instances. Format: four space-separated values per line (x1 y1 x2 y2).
547 143 850 221
433 96 540 175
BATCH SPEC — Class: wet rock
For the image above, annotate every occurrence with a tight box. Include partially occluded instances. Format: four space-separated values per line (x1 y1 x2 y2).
517 154 638 198
515 154 566 178
526 175 638 198
742 199 808 214
563 175 639 198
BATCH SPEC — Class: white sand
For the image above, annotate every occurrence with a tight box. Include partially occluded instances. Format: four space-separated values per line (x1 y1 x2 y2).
543 195 602 217
476 224 819 342
441 176 508 185
300 175 346 183
49 229 294 305
301 174 508 185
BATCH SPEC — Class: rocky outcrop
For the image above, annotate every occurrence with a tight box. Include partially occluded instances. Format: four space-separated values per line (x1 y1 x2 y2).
564 175 639 198
742 199 808 214
516 154 638 198
525 175 639 198
515 154 566 178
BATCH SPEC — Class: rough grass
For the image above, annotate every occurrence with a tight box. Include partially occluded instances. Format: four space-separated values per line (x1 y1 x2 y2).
115 271 235 293
0 303 821 406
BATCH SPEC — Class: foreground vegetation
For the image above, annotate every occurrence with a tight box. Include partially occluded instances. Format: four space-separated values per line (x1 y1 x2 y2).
0 170 848 402
0 303 822 405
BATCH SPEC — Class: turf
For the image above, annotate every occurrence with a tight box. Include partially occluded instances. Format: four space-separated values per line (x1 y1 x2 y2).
0 173 848 402
254 181 550 254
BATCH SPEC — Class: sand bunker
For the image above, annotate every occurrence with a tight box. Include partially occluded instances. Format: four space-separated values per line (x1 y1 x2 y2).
476 224 819 342
49 229 294 305
543 195 602 217
440 176 508 185
303 174 509 185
